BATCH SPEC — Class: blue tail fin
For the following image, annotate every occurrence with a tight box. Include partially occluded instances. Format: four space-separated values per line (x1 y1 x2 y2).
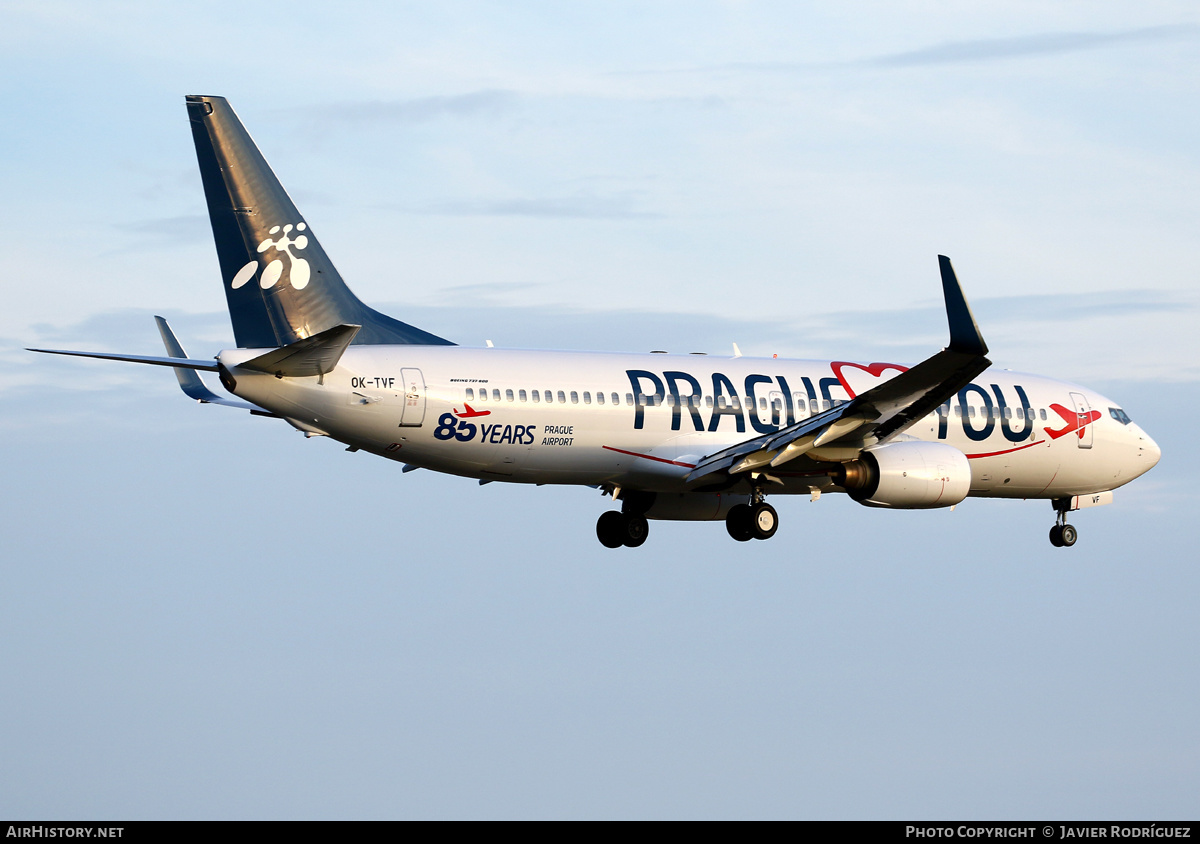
185 95 454 349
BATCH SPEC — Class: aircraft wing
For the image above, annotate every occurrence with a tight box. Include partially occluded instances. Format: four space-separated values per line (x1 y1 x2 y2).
685 255 991 485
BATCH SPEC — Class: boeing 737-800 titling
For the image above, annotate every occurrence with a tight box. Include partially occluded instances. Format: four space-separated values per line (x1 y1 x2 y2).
31 95 1161 549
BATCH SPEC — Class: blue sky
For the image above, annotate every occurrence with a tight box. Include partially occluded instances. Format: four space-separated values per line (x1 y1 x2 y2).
1 2 1197 819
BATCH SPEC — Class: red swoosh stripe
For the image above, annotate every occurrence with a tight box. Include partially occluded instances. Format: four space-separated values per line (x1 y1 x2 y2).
602 445 697 469
965 440 1046 459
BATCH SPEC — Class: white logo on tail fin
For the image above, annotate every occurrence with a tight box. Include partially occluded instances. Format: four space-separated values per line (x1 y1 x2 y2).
229 222 311 290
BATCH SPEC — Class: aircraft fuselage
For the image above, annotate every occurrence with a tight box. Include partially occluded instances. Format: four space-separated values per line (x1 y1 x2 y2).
221 345 1159 500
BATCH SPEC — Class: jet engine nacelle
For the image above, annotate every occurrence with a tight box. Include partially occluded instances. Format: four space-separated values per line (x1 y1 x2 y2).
834 441 971 509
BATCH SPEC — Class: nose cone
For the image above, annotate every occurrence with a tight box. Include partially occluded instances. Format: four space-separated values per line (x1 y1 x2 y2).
1142 431 1162 469
1133 425 1161 475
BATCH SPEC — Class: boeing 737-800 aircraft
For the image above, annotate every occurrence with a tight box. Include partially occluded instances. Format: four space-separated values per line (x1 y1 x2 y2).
31 95 1161 549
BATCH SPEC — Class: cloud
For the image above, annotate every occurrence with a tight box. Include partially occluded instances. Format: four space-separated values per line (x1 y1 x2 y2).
865 24 1200 68
420 193 663 220
666 24 1200 76
295 90 519 126
11 288 1195 403
113 215 210 245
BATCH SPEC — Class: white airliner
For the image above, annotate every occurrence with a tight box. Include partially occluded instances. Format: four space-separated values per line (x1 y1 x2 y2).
31 95 1161 549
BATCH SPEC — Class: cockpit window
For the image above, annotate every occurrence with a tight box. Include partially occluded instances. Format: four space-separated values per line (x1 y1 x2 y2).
1109 407 1132 425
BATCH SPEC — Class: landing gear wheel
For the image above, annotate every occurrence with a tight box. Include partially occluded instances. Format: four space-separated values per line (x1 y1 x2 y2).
1049 525 1064 547
622 514 649 548
1059 524 1077 547
596 511 625 549
726 504 753 542
749 503 778 540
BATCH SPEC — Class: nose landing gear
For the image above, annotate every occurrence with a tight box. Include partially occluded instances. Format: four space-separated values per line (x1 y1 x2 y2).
1049 501 1078 547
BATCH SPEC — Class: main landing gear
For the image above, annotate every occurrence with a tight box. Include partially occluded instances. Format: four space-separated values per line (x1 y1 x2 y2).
596 510 649 548
726 486 778 542
596 490 653 548
1049 500 1078 548
595 489 781 548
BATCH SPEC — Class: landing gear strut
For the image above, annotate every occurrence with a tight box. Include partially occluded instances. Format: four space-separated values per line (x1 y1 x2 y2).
1049 500 1078 548
726 487 779 542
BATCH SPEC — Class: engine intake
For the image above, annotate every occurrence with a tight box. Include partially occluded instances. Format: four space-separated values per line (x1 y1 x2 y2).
833 441 970 509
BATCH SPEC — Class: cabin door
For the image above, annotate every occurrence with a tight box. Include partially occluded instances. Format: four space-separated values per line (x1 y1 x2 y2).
1070 391 1093 449
398 368 427 427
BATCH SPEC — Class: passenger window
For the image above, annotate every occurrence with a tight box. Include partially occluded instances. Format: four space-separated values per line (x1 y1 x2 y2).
1015 407 1024 419
519 389 527 402
478 390 487 402
492 389 501 402
811 400 819 413
822 400 830 411
544 390 553 404
583 392 591 404
759 397 767 411
465 388 474 400
1040 408 1047 421
557 390 566 403
706 396 713 408
1003 407 1012 419
532 390 540 403
506 389 514 402
625 393 633 406
596 392 605 405
969 407 976 418
612 393 620 405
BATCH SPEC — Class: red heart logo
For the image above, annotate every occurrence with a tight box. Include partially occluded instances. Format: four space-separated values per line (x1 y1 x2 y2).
830 361 909 399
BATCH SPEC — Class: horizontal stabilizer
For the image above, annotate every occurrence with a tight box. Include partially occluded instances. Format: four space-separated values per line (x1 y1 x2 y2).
238 323 360 378
27 347 219 371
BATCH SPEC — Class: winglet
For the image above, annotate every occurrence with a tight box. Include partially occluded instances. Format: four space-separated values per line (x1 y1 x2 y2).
938 255 988 356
